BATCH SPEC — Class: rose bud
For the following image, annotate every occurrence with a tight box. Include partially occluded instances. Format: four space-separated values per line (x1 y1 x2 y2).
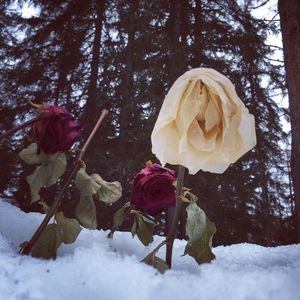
33 104 81 154
131 161 176 216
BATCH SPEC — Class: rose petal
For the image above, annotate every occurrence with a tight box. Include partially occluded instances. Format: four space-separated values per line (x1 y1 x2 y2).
151 68 256 174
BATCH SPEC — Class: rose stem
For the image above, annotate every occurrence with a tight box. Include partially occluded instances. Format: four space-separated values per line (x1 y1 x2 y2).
165 165 186 268
20 109 109 255
0 117 41 140
142 239 167 262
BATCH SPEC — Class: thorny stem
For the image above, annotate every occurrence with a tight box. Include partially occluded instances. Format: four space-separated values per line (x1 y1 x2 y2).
165 165 186 268
0 117 40 141
20 109 108 255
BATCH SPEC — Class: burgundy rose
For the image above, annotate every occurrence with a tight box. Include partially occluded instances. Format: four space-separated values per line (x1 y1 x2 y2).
33 104 81 154
131 161 176 216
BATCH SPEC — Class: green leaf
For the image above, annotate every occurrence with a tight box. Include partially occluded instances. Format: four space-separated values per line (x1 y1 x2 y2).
113 202 130 228
19 143 50 165
55 212 82 244
31 223 63 259
91 174 122 204
136 215 154 246
26 152 67 202
76 195 97 229
184 201 216 264
75 167 101 197
142 254 169 274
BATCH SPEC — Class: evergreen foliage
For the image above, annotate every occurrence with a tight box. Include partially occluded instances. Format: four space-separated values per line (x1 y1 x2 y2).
0 0 292 245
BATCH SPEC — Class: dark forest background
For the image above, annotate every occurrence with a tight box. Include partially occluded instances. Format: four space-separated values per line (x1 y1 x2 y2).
0 0 297 246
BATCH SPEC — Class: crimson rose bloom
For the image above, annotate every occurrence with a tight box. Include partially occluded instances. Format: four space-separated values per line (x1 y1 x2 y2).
131 161 176 216
33 105 81 154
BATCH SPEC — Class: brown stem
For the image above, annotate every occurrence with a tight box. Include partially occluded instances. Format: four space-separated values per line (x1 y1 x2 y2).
141 239 167 262
0 117 40 141
165 165 186 268
151 239 167 254
20 109 108 255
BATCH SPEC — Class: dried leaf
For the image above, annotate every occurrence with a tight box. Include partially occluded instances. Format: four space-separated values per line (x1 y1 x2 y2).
113 202 130 228
91 174 122 204
27 152 67 202
55 212 82 244
75 167 122 204
185 201 206 243
184 200 216 264
19 143 50 165
131 219 137 238
75 167 101 197
142 254 169 274
31 224 63 259
136 215 154 246
76 195 97 229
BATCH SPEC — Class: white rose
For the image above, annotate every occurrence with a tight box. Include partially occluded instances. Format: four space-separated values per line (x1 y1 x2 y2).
151 68 256 174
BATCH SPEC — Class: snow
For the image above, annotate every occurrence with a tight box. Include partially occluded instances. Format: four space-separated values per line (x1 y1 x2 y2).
0 200 300 300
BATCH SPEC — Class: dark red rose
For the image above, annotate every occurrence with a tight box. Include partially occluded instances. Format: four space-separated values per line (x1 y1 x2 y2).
33 105 81 154
131 161 176 216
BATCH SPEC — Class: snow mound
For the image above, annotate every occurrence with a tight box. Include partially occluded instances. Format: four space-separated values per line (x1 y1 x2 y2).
0 200 300 300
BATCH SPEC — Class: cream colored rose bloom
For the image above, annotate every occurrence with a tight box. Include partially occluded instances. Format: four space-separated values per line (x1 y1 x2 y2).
151 68 256 174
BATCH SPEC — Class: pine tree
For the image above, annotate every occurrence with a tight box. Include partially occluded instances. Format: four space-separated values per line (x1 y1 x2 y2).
0 0 292 245
278 0 300 242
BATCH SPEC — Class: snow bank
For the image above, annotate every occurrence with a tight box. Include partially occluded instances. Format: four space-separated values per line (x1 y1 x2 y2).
0 200 300 300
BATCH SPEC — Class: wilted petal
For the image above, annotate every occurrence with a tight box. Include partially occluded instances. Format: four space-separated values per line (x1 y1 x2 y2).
151 68 256 174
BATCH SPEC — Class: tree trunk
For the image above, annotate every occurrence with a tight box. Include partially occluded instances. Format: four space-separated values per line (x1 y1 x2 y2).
193 0 203 67
166 0 184 84
278 0 300 242
82 0 105 138
166 0 184 236
165 0 194 239
261 167 272 245
119 0 139 188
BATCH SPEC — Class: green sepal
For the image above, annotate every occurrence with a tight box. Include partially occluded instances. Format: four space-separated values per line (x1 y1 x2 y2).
26 152 67 203
142 254 169 274
31 223 63 259
55 212 82 244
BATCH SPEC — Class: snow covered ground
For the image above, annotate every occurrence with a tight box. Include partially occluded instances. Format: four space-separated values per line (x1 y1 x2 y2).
0 200 299 300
